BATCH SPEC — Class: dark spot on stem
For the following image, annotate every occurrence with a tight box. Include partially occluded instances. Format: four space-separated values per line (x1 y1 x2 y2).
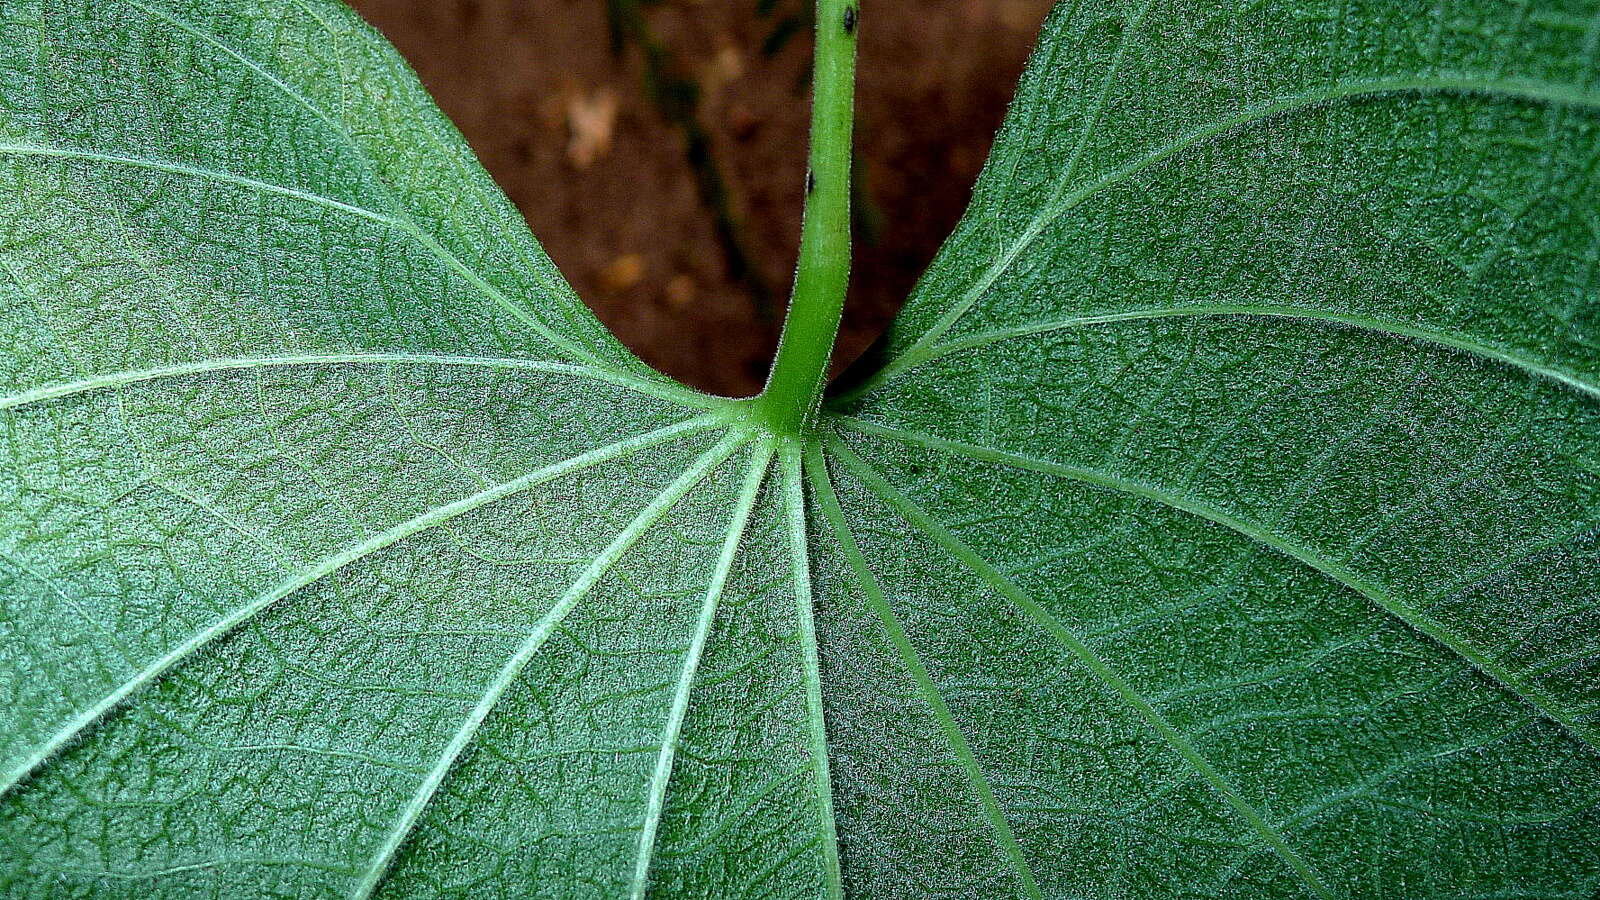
805 169 816 194
842 5 857 35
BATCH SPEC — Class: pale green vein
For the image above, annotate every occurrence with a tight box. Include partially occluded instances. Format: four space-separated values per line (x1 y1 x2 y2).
350 430 748 900
0 143 397 223
118 0 617 375
47 857 361 881
871 305 1600 401
0 415 725 800
849 73 1600 399
832 416 1600 755
629 442 774 900
0 351 721 413
803 441 1043 900
822 432 1338 900
779 443 844 900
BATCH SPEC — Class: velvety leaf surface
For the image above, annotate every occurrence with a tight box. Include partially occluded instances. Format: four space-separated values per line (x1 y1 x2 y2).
1 0 1597 898
831 1 1600 896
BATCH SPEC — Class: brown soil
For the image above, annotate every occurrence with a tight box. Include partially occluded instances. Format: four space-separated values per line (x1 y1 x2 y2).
348 0 1051 396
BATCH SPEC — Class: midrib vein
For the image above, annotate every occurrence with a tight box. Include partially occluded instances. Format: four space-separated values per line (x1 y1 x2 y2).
350 431 749 900
628 442 774 900
891 305 1600 401
0 351 718 412
804 441 1043 900
0 415 724 800
834 417 1600 756
779 444 844 900
823 433 1338 900
114 0 613 374
857 73 1600 398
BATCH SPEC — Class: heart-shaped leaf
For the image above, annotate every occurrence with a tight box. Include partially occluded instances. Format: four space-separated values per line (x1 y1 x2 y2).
2 1 1596 897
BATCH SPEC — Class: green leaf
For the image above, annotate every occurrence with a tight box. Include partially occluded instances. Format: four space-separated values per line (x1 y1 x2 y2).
1 2 1596 900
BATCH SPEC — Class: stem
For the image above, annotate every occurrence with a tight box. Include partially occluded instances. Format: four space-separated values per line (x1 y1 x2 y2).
753 0 859 435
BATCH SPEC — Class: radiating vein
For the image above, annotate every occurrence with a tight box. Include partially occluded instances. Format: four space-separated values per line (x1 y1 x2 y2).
884 305 1600 401
851 74 1600 398
823 432 1338 900
45 857 362 881
779 443 844 900
0 351 719 412
0 143 397 223
629 442 774 900
803 441 1043 900
350 429 750 900
0 414 725 800
833 416 1600 754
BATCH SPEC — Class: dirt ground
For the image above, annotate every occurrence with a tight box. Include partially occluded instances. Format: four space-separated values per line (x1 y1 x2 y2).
348 0 1052 396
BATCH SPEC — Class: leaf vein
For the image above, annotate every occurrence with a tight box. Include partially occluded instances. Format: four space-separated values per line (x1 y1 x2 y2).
806 440 1043 900
897 305 1600 400
629 442 775 899
0 352 718 412
0 142 400 224
779 444 845 900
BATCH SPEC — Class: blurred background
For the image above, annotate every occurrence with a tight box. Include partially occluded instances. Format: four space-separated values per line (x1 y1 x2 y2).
348 0 1052 396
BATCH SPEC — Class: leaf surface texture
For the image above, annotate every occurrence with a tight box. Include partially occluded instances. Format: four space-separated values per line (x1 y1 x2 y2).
1 1 1597 898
